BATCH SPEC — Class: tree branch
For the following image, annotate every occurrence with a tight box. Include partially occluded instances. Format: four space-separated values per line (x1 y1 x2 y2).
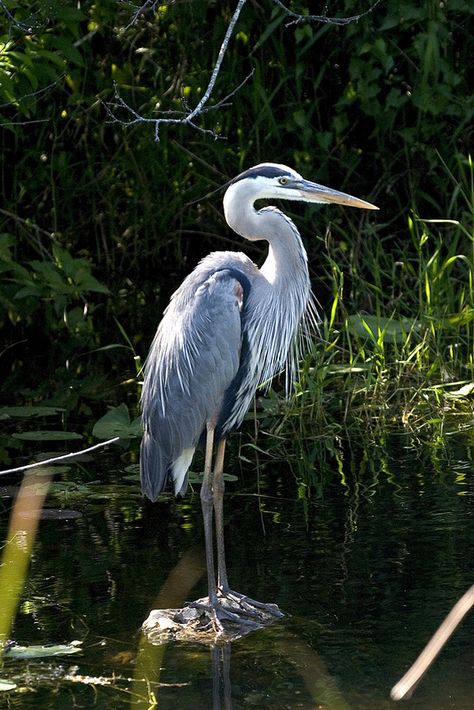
272 0 383 27
107 0 249 140
108 0 382 141
0 0 46 34
0 438 120 477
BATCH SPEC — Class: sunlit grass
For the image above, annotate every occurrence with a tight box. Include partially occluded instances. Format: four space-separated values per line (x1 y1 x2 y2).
251 155 474 480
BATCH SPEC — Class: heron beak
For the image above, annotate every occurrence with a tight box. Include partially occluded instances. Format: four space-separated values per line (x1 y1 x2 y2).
298 179 379 210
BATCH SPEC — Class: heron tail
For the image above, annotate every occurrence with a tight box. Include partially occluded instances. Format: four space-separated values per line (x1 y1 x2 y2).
140 430 169 502
140 431 194 500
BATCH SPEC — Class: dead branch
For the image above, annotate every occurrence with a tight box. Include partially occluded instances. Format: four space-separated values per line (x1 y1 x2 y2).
107 0 380 141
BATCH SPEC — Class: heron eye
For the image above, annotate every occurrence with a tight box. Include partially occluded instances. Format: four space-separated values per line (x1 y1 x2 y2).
278 177 288 185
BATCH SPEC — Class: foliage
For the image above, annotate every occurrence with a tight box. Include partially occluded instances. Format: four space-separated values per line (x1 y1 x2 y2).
0 0 473 473
1 235 109 336
92 403 142 440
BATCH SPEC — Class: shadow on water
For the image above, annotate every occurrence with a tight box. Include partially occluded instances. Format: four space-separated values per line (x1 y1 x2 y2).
1 429 474 708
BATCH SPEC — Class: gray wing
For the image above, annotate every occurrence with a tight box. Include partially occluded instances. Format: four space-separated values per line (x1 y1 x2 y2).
140 269 244 501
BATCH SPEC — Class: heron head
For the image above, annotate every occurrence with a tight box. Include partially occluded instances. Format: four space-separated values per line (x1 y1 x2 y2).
227 163 379 211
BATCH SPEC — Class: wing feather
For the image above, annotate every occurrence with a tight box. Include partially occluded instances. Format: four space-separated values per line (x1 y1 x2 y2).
140 269 244 500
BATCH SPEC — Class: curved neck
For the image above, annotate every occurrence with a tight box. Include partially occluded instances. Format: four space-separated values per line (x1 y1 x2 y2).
223 181 309 287
258 209 308 287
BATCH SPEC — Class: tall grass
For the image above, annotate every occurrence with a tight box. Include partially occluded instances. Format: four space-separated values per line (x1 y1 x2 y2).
250 154 474 483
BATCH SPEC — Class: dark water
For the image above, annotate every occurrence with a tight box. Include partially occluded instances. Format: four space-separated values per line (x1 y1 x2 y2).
1 430 474 708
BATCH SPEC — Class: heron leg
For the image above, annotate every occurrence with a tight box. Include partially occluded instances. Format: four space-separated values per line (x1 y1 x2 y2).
201 425 218 607
212 438 283 620
196 430 283 630
212 438 229 592
211 438 284 620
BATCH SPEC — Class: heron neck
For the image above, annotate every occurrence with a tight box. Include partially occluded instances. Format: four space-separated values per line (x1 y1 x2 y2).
258 209 308 288
223 185 309 287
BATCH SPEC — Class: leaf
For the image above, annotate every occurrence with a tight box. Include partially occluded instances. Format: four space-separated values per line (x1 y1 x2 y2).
46 36 84 67
11 431 83 441
52 244 76 274
76 273 110 294
446 382 474 398
4 641 82 660
0 406 66 420
14 285 45 299
0 69 16 103
346 314 419 344
33 49 67 69
0 679 16 691
92 404 142 440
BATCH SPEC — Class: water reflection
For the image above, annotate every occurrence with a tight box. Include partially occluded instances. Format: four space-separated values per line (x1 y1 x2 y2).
135 623 358 709
0 431 474 708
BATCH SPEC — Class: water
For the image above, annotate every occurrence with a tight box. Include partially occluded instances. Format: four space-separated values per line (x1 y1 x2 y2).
1 430 474 708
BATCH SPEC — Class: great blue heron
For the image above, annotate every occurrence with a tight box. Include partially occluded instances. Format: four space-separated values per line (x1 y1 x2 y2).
140 163 378 630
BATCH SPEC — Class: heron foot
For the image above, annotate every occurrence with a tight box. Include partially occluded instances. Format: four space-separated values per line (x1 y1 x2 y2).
217 587 285 620
187 596 263 633
186 588 284 634
142 592 283 644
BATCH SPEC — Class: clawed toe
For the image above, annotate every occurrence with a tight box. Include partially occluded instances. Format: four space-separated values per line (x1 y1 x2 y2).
219 589 284 619
185 589 284 635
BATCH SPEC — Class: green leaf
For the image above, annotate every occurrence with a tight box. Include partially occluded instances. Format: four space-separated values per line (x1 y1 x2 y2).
0 69 16 103
52 244 76 274
33 49 67 69
11 431 83 441
46 37 84 67
346 314 420 344
14 285 45 299
92 404 142 440
5 641 82 660
0 406 66 420
76 273 110 294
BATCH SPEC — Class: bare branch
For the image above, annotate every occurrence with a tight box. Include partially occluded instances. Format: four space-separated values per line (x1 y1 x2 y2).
184 0 247 124
0 438 121 477
108 0 380 140
121 0 171 30
0 0 46 34
272 0 383 27
391 584 474 701
106 0 249 140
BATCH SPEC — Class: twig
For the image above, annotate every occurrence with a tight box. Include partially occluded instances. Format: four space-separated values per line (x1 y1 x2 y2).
391 584 474 701
108 0 380 140
183 0 246 125
0 208 55 260
0 340 27 360
0 437 120 477
0 0 45 33
123 0 172 30
272 0 383 27
0 76 64 111
106 0 249 141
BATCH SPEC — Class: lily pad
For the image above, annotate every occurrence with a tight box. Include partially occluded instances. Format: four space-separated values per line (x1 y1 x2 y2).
4 641 82 660
0 679 17 691
11 431 83 442
0 406 66 420
188 471 238 483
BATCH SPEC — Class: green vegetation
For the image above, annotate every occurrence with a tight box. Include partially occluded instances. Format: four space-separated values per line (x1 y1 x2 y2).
1 0 473 473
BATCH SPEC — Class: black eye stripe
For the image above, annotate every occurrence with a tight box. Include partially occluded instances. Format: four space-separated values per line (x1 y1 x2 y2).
230 165 293 184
